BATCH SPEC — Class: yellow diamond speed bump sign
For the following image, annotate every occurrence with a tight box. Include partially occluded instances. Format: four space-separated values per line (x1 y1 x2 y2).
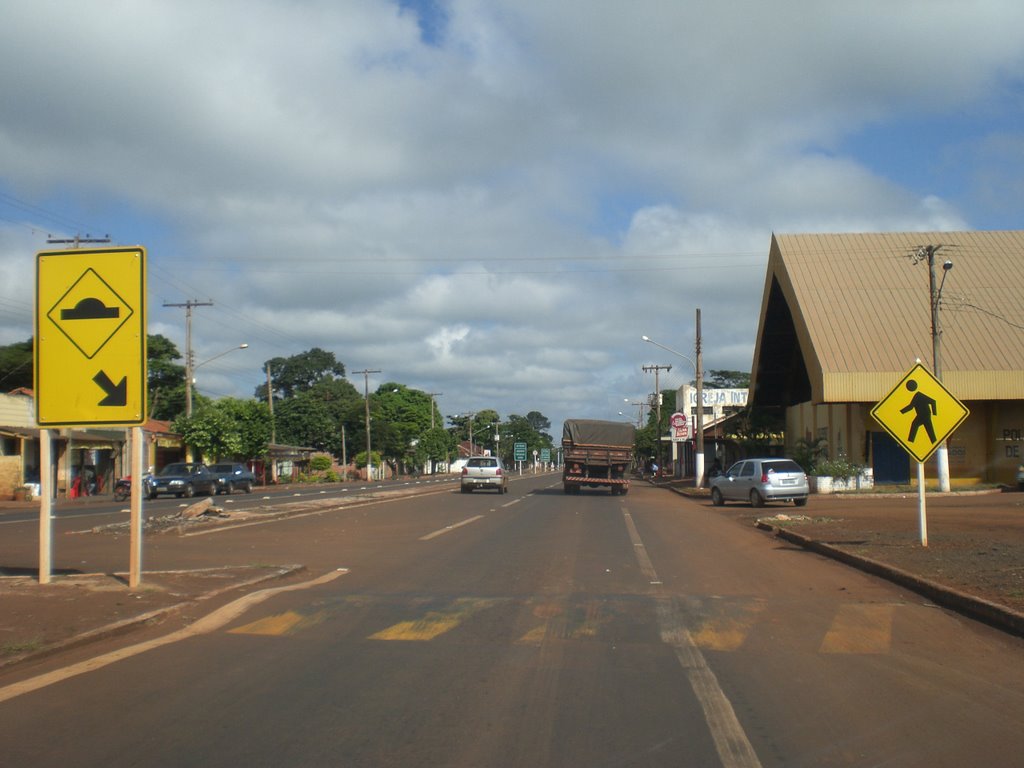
870 363 969 463
35 247 147 426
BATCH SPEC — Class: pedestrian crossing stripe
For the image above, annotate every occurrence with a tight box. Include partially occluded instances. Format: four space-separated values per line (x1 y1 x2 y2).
819 604 894 654
516 599 611 645
369 598 503 641
229 609 329 636
871 362 970 463
225 596 902 655
690 599 767 652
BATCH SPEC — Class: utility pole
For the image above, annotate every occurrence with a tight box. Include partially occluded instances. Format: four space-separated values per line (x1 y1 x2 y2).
355 369 381 480
164 299 214 418
695 307 705 488
427 392 443 429
914 244 954 492
265 361 277 484
642 363 671 471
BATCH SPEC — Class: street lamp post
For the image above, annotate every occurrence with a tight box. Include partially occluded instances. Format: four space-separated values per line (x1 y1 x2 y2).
186 343 249 417
917 246 954 492
643 310 706 486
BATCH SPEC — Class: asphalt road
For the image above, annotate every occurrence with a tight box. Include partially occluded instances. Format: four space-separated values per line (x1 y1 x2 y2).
2 474 1023 767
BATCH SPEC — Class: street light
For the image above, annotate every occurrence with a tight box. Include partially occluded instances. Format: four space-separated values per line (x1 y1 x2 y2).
186 343 249 417
914 246 954 491
643 324 706 487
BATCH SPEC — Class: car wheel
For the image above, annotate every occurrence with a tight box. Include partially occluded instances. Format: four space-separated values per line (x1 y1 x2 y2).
147 492 158 500
794 497 808 507
711 487 724 506
224 483 234 495
242 481 253 493
749 489 764 508
183 485 195 498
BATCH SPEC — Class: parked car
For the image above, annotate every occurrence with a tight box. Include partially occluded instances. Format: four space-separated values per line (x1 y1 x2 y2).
460 456 509 493
146 462 218 499
710 458 809 508
1017 463 1024 490
208 462 256 494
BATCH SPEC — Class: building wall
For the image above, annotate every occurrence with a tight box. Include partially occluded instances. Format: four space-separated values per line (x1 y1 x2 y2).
787 399 1021 485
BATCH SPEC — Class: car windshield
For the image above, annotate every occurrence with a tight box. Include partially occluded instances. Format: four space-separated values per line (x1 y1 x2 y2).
763 460 803 474
159 464 190 475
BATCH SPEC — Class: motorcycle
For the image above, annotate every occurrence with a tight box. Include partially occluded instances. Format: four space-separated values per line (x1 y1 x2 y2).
113 477 132 502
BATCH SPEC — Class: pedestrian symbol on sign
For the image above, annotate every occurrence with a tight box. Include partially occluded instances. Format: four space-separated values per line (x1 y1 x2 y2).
900 379 937 444
871 363 969 464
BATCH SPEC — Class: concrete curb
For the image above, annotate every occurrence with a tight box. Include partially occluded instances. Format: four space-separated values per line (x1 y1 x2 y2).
1 564 306 670
756 521 1024 639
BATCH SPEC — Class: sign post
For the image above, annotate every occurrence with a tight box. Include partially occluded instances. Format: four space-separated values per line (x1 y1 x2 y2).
514 441 527 473
870 362 969 546
35 246 147 585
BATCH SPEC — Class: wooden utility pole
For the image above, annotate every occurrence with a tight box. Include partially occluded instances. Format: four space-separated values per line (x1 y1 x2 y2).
642 363 672 471
163 299 213 418
355 369 381 479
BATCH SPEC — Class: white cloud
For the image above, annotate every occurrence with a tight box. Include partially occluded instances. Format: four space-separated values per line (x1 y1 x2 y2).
1 0 1021 431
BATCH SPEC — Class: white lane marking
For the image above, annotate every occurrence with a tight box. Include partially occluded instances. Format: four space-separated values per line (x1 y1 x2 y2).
0 569 349 704
621 508 762 768
420 515 485 541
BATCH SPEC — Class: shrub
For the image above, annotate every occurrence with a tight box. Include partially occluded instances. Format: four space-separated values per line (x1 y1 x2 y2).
310 455 333 472
813 457 863 481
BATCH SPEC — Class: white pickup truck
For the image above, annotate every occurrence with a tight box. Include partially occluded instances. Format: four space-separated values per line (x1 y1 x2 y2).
460 456 509 493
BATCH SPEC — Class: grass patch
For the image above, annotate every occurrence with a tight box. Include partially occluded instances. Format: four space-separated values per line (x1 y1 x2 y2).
2 638 44 656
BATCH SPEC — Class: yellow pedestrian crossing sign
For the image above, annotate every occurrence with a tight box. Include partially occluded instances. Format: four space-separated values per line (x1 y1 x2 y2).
35 247 147 426
870 363 969 463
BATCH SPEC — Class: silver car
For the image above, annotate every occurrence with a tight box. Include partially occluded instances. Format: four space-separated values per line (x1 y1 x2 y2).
710 458 809 508
460 456 509 494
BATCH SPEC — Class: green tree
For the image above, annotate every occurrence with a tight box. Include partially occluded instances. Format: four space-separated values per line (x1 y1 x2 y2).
271 376 362 458
0 339 33 390
705 370 751 389
147 334 187 420
373 384 438 469
418 427 455 473
215 397 273 459
258 347 346 401
173 403 241 462
448 409 501 456
525 411 552 441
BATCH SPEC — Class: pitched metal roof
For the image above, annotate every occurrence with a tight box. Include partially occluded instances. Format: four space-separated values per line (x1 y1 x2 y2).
750 231 1024 405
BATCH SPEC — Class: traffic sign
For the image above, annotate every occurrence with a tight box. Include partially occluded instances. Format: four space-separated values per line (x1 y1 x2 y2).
514 442 528 461
870 363 969 463
35 247 147 426
670 412 689 441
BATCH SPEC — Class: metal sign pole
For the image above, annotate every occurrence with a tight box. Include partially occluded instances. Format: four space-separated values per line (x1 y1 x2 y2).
39 428 53 584
129 426 144 587
917 461 928 547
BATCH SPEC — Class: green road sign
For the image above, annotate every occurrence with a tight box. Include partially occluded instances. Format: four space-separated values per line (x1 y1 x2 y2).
514 442 528 461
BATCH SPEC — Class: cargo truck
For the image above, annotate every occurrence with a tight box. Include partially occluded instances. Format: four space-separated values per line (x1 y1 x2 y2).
561 419 636 495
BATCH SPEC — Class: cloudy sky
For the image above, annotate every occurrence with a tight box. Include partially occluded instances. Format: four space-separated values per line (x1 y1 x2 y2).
2 0 1022 434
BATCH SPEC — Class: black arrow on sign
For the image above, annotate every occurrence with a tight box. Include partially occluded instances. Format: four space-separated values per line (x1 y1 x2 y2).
93 371 127 406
